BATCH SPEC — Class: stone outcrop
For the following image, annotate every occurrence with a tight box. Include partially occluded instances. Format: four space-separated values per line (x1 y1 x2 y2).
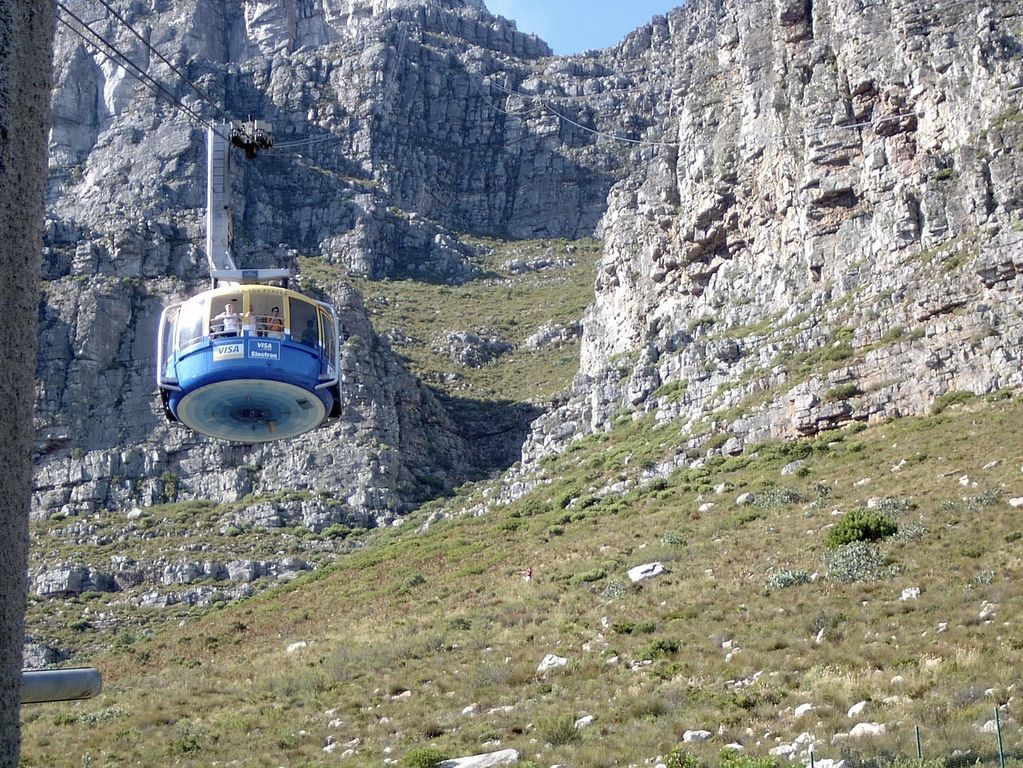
521 0 1023 470
38 0 663 525
38 0 1023 529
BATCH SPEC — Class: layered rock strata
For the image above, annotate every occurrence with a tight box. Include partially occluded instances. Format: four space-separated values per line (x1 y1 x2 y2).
522 0 1023 470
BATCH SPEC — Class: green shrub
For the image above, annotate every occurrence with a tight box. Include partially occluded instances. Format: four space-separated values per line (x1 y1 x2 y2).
652 379 689 403
822 343 854 362
601 579 628 601
931 390 975 414
402 747 449 768
402 573 426 589
765 569 813 591
871 497 916 517
642 637 680 658
753 487 804 510
321 524 351 540
962 488 1002 512
826 508 898 549
536 713 578 745
825 383 861 402
519 497 549 516
894 521 926 541
666 746 703 768
719 749 781 768
960 541 985 559
661 530 687 548
703 432 729 453
572 568 607 585
737 510 768 530
824 541 894 583
167 721 206 755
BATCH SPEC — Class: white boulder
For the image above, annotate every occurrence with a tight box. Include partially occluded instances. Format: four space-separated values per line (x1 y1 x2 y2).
438 748 520 767
537 653 569 673
628 562 665 582
847 701 868 718
849 722 886 738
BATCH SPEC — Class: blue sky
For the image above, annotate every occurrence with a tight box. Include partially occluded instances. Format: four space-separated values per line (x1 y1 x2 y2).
484 0 682 55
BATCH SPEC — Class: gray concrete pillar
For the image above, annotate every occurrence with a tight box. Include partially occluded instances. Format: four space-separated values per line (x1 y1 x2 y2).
0 2 55 765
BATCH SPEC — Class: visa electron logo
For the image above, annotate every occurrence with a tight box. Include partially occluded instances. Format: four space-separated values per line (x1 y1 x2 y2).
248 340 280 361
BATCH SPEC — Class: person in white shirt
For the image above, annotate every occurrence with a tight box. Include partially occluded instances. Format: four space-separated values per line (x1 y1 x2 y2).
214 303 244 337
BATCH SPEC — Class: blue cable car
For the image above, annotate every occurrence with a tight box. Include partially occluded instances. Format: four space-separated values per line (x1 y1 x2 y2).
155 121 342 443
157 285 341 442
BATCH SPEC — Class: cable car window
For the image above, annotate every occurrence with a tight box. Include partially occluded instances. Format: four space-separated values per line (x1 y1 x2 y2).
177 297 207 349
319 307 336 369
210 294 244 337
290 298 319 347
160 306 179 375
251 295 285 339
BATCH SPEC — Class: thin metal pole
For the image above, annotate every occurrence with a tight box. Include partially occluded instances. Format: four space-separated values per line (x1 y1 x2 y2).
809 749 815 768
915 724 922 759
996 707 1005 768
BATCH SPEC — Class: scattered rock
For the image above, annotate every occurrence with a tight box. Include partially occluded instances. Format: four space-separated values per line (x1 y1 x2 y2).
537 653 569 673
781 460 805 476
523 322 582 350
683 729 712 743
628 562 665 583
980 601 998 621
438 748 520 767
848 722 886 738
23 639 69 669
434 331 513 368
575 715 596 729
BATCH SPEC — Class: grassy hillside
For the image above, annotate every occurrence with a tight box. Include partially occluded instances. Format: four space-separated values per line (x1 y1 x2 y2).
21 392 1023 768
302 237 603 404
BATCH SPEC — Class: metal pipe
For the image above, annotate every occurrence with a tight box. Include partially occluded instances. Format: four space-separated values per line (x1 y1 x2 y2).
21 668 102 704
996 707 1005 768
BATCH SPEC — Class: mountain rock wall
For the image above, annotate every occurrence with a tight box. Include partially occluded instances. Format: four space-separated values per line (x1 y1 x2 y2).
39 0 1023 526
37 0 669 523
523 0 1023 466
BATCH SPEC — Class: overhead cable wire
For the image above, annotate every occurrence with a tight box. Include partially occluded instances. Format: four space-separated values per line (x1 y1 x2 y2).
90 0 234 125
56 1 228 139
433 0 1002 150
541 100 680 147
60 0 1014 157
274 133 347 149
470 0 983 109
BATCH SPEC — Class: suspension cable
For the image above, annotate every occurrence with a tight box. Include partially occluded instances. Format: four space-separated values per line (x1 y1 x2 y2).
89 0 234 125
56 1 227 138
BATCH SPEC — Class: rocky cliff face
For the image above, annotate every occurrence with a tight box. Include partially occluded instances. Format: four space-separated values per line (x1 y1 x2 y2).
39 0 1023 526
522 0 1023 470
39 0 658 524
